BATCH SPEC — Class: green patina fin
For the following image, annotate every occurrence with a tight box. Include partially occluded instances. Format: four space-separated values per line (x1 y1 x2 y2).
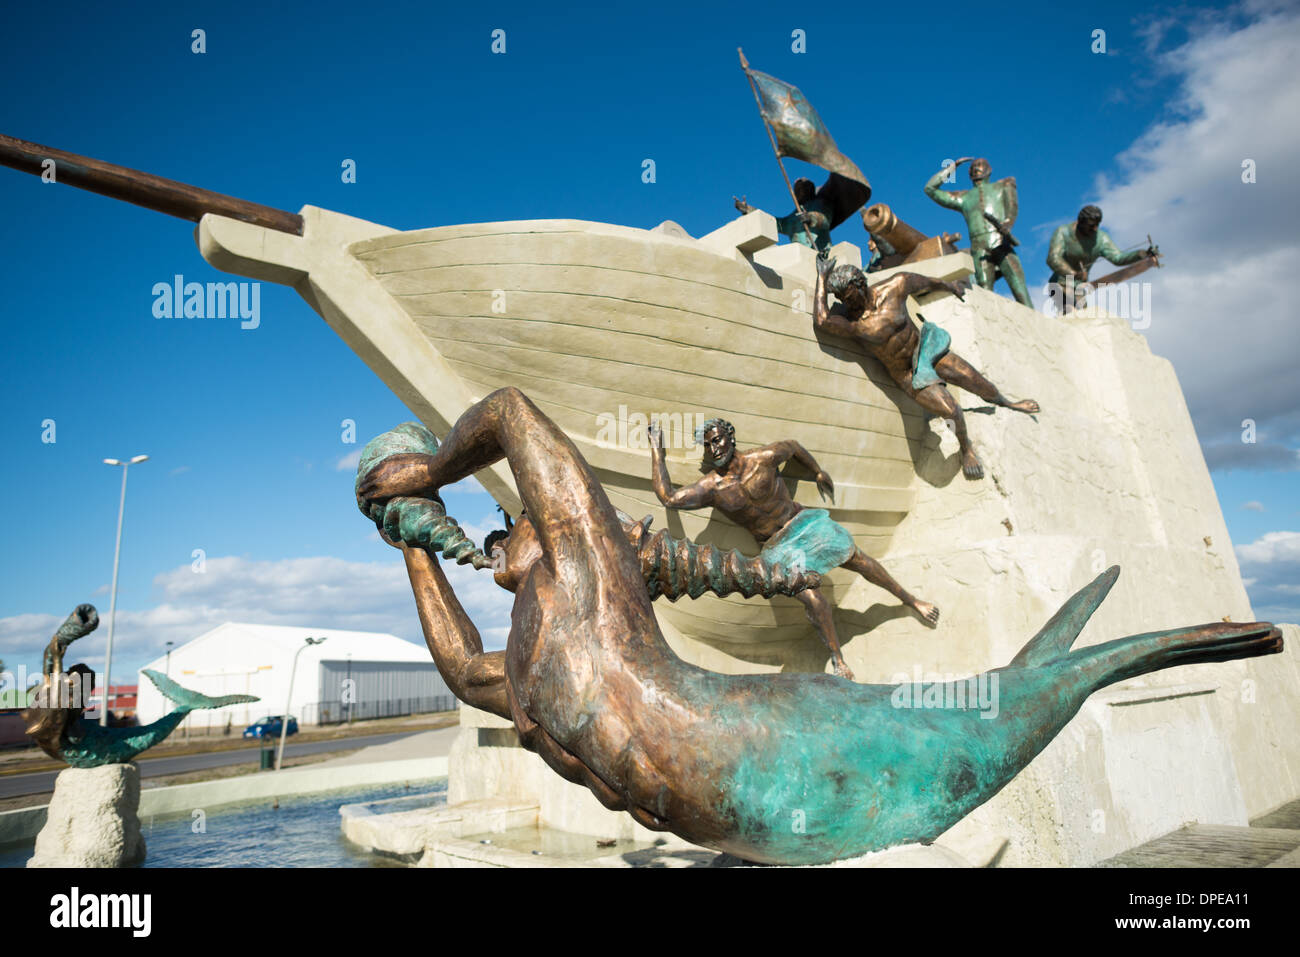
142 669 259 713
1009 566 1120 668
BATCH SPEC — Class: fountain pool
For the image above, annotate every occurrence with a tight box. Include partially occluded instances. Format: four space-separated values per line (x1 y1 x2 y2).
0 778 447 868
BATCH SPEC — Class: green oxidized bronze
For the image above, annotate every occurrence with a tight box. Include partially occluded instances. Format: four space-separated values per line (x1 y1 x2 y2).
733 51 869 254
355 388 1283 866
1047 205 1160 313
22 605 258 767
924 157 1032 306
734 174 871 254
736 177 831 252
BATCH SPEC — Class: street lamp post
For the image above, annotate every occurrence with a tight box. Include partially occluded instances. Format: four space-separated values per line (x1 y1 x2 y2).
165 641 174 677
276 636 326 771
101 454 148 726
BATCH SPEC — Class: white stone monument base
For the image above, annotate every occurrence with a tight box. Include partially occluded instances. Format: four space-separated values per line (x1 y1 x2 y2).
28 763 146 868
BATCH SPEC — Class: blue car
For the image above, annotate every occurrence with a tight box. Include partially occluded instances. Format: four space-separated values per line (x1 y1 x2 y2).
243 715 299 739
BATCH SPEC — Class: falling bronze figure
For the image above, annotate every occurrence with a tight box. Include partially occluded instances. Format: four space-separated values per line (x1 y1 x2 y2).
646 418 938 679
815 255 1039 479
356 388 1282 866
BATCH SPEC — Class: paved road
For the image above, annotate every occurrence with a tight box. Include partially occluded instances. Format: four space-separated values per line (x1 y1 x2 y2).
0 731 419 799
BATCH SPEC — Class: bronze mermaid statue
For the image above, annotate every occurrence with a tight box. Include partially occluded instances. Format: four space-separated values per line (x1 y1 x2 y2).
356 388 1282 865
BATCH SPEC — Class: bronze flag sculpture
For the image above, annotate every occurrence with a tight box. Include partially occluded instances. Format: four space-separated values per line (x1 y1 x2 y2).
732 49 870 253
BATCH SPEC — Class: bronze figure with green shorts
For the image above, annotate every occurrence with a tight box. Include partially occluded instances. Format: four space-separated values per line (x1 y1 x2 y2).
647 417 939 680
924 157 1032 307
814 256 1040 480
1047 205 1160 314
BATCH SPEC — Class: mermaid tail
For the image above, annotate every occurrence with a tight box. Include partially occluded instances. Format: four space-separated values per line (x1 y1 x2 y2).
717 568 1282 862
1068 620 1282 691
62 712 192 767
142 669 259 713
57 672 260 767
1008 565 1281 690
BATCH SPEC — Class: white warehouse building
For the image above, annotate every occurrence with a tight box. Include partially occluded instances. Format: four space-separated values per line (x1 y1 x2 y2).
135 623 454 731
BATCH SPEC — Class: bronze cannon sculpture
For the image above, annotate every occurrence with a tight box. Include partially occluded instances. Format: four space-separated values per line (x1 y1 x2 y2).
357 388 1282 865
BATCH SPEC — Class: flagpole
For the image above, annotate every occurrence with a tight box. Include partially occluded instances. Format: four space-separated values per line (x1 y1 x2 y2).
738 48 806 219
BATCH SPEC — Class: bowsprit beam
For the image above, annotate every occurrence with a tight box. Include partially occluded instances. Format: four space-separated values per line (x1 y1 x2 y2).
0 133 304 235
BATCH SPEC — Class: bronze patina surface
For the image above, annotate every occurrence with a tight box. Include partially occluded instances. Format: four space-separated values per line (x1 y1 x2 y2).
21 605 258 767
924 157 1032 306
355 389 1281 865
861 203 960 271
646 419 938 679
1047 206 1160 313
815 256 1039 480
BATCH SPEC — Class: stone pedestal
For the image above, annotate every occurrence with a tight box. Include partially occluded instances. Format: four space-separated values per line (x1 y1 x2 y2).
28 764 146 868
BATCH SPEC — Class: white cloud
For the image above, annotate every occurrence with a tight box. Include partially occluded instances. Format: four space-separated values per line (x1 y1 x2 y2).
1235 530 1300 623
0 553 514 682
444 476 489 495
1241 500 1266 512
1090 4 1300 470
335 449 362 472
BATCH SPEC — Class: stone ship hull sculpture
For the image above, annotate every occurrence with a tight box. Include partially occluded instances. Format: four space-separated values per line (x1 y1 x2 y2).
0 135 967 658
204 211 935 654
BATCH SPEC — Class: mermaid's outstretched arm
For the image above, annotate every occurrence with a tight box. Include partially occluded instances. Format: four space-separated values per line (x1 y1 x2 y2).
401 542 509 719
417 390 650 605
360 388 637 577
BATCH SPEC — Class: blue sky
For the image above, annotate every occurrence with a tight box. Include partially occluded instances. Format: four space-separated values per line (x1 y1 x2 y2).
1 0 1296 686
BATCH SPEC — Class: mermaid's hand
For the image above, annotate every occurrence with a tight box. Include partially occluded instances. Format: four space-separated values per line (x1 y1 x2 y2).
357 453 435 502
377 523 405 550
